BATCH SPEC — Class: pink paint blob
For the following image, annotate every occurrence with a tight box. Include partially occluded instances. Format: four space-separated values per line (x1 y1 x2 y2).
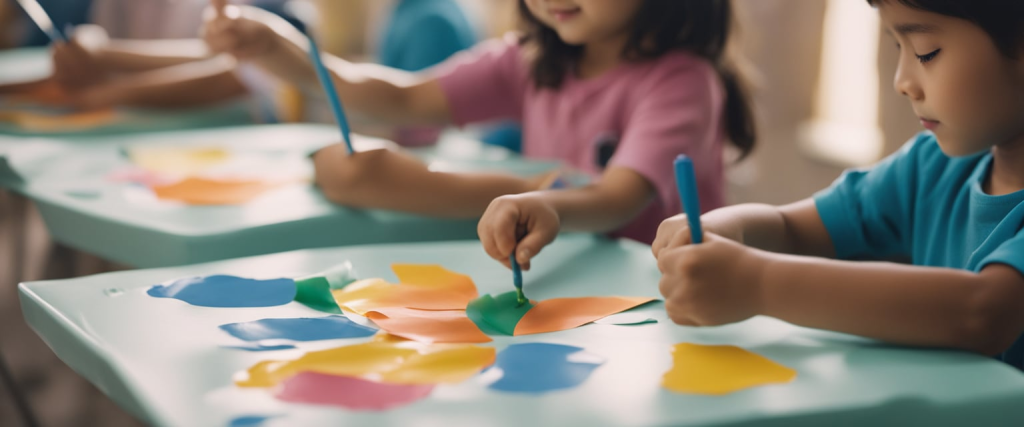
106 167 177 186
274 372 434 411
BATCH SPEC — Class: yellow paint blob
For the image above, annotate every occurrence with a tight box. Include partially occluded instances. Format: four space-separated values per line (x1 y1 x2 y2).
129 146 230 175
662 343 797 395
235 341 495 388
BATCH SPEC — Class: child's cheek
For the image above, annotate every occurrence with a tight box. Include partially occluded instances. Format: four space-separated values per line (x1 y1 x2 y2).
933 62 995 147
943 46 1024 148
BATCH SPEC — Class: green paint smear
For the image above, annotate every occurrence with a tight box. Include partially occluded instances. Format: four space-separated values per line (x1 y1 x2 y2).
293 263 358 314
294 276 342 313
466 291 535 336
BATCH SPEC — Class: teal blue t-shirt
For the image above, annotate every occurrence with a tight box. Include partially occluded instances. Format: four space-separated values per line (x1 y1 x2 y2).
379 0 477 72
814 131 1024 368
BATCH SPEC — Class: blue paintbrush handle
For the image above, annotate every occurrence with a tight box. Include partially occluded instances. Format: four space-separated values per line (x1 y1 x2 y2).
674 155 703 244
510 251 526 305
307 34 355 154
16 0 64 43
510 252 523 291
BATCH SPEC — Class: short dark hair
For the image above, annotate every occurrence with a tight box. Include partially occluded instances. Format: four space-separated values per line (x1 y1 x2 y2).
867 0 1024 58
517 0 756 159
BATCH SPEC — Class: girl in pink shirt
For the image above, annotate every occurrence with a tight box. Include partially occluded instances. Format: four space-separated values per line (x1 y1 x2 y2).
204 0 755 254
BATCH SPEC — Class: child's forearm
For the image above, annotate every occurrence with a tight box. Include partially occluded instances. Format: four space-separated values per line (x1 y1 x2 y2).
705 199 835 257
430 173 546 217
539 167 655 233
103 57 246 108
314 147 541 218
97 39 215 73
758 253 1024 354
334 172 538 218
244 9 448 126
258 40 446 126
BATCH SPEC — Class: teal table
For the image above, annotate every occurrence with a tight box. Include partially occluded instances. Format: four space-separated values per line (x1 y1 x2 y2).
0 123 559 268
19 235 1024 426
0 47 51 86
0 48 253 136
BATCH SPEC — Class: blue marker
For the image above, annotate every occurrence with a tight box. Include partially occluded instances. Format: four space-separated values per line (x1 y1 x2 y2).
306 34 355 154
510 252 526 306
16 0 65 43
673 155 703 244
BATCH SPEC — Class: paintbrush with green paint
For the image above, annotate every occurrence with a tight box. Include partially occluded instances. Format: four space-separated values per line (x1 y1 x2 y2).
510 252 526 306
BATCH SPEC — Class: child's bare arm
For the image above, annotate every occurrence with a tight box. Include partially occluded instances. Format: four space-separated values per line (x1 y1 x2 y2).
72 56 245 109
204 3 451 126
653 199 836 258
762 258 1024 353
97 39 217 72
658 235 1024 355
51 26 220 90
312 144 550 218
532 167 656 232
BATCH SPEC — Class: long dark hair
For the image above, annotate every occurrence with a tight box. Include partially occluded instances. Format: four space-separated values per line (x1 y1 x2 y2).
517 0 756 158
867 0 1024 58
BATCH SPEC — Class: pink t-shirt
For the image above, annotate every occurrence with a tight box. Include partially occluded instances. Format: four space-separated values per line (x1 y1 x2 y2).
436 35 726 244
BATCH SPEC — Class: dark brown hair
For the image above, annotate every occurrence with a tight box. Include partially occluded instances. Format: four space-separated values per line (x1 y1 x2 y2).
867 0 1024 58
517 0 756 159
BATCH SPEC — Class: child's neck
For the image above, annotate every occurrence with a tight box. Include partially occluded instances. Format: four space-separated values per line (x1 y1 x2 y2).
578 34 630 80
987 133 1024 196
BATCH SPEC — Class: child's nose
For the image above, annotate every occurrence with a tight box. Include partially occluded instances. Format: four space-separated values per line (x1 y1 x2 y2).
893 65 924 101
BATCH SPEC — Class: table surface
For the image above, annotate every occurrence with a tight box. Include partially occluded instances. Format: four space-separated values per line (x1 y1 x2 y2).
0 47 51 86
20 235 1024 427
0 47 252 137
1 123 560 267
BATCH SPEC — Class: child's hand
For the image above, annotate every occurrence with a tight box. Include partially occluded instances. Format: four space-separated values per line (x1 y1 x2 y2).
651 212 745 259
312 144 428 204
51 25 110 92
51 41 105 91
657 233 766 327
478 194 560 271
203 0 280 60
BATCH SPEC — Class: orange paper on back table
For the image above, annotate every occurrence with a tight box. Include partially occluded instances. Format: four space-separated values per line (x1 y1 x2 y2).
151 177 282 205
0 109 118 132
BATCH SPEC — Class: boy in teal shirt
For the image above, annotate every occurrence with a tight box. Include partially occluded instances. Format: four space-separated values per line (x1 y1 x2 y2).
653 0 1024 368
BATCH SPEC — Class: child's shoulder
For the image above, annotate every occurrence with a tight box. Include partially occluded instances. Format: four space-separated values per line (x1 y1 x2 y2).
441 32 526 71
637 50 717 81
477 32 523 53
473 32 527 63
656 50 716 69
623 50 720 99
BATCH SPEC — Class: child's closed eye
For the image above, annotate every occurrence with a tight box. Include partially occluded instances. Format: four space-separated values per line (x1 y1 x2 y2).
916 48 941 64
893 43 940 64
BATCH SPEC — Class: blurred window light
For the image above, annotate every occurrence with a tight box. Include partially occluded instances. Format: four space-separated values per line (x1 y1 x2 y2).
799 0 883 167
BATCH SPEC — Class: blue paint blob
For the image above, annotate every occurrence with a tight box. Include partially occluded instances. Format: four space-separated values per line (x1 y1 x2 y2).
485 343 604 394
147 275 296 308
228 415 279 427
221 343 297 352
220 316 377 342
